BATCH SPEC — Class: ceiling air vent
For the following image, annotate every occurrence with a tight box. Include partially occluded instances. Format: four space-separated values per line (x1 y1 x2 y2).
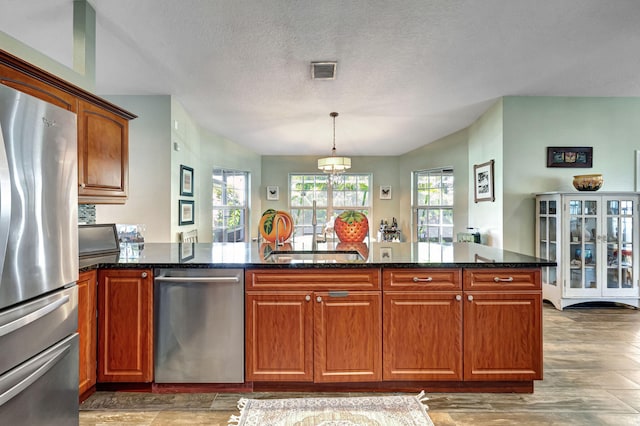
311 62 337 80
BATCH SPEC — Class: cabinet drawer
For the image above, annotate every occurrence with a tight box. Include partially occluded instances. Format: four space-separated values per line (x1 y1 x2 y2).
383 268 461 291
246 268 381 290
463 268 541 291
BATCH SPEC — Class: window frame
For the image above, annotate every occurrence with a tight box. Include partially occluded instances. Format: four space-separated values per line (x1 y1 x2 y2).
413 167 454 243
289 173 372 242
212 168 250 242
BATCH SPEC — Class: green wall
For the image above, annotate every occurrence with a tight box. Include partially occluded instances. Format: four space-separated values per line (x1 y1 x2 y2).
502 96 640 254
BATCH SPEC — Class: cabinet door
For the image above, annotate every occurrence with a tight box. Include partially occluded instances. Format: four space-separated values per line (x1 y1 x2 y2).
383 292 462 381
314 291 382 383
78 270 97 397
463 292 542 381
78 100 129 203
246 291 313 382
97 269 153 382
602 195 638 298
0 63 77 112
564 196 601 298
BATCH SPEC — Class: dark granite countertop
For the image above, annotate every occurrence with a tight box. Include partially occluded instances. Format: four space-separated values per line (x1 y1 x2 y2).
79 241 555 271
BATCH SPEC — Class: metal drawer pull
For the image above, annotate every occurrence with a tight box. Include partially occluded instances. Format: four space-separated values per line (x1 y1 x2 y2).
494 276 514 283
329 291 349 298
155 276 240 283
412 277 433 283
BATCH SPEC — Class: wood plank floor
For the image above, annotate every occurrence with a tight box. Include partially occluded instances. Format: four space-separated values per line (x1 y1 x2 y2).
79 302 640 425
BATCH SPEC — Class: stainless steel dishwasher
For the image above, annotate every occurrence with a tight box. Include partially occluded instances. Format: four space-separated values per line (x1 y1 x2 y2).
154 268 244 383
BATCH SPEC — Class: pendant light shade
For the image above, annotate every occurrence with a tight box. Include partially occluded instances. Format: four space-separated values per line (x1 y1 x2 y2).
318 112 351 175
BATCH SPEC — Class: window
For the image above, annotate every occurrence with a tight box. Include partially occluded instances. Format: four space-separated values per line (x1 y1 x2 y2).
212 168 249 242
290 173 371 244
414 168 454 243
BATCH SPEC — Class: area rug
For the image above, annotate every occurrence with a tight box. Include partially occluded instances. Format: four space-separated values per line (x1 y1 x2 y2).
228 391 434 426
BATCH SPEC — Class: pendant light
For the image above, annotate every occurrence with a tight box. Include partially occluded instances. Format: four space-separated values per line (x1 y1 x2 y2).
317 112 351 179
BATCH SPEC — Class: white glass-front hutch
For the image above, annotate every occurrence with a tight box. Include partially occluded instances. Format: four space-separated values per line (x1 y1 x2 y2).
536 192 639 310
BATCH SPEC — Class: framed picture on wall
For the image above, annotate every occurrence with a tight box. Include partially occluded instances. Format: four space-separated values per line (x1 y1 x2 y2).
473 160 495 203
180 165 194 196
179 200 195 225
379 185 392 200
266 185 279 201
546 146 593 168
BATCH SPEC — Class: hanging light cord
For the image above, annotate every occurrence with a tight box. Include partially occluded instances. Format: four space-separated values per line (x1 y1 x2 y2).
331 112 338 156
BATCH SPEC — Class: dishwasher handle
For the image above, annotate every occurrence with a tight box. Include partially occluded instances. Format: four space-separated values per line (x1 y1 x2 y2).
155 276 240 284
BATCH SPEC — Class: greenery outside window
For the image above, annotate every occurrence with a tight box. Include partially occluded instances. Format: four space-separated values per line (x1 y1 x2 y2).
414 168 454 243
290 173 371 243
212 168 249 242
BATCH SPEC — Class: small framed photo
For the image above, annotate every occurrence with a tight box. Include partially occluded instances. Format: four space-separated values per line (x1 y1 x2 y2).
380 247 393 261
180 165 194 196
546 147 593 168
379 185 392 200
474 160 495 203
266 185 279 201
179 242 195 262
178 200 195 225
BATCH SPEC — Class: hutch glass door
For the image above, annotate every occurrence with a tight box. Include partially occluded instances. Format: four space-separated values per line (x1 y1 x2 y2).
603 196 636 297
565 197 599 298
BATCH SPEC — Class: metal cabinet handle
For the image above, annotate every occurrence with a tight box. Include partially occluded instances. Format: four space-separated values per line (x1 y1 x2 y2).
305 295 311 302
412 276 433 282
467 295 474 301
493 276 513 283
316 296 322 303
141 271 148 278
455 294 462 301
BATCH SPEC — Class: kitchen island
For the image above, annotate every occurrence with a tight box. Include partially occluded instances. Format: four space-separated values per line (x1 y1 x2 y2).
80 242 554 395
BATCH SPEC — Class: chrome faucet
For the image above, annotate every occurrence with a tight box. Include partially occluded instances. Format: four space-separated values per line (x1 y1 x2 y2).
311 200 318 251
274 215 287 249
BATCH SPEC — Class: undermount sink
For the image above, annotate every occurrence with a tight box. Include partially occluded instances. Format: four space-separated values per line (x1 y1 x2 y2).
265 250 364 263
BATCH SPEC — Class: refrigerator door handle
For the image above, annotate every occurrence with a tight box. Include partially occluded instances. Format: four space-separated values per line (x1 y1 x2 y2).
0 342 71 407
0 295 70 338
0 122 10 283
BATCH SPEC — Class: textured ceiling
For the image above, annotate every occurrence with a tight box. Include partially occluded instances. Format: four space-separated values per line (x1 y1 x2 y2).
2 0 640 156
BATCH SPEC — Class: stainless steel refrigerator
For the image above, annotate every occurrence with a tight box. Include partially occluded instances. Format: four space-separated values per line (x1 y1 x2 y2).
0 84 79 425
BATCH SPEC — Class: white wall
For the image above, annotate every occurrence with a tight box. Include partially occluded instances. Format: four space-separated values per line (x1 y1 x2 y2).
200 128 262 243
399 128 470 242
96 95 172 242
261 155 401 241
468 99 504 248
502 96 640 255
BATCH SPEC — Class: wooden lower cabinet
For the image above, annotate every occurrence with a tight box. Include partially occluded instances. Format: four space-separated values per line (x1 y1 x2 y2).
245 269 382 383
97 269 153 382
463 268 543 381
383 268 543 383
463 291 542 381
314 291 381 383
78 270 97 397
245 291 313 381
383 291 462 381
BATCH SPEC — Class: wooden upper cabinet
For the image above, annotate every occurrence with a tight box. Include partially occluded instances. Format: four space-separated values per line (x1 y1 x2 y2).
77 100 129 203
0 49 136 204
0 62 77 112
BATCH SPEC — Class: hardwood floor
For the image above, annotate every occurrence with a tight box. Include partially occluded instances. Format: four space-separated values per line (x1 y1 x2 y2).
80 302 640 425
